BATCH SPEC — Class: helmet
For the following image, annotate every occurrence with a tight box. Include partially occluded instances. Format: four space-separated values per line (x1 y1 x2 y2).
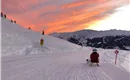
93 48 97 52
40 38 44 41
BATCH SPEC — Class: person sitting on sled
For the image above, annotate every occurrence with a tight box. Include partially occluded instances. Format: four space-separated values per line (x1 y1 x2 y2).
90 48 99 66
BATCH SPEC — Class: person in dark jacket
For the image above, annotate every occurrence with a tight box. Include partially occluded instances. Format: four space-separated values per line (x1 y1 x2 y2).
1 12 3 17
90 49 99 66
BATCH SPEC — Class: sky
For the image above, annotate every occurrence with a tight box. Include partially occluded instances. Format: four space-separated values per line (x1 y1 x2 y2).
87 4 130 31
2 0 129 34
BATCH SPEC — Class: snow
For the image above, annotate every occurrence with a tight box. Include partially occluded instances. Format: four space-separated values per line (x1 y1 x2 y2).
2 48 130 80
50 29 130 39
1 18 79 56
126 47 130 50
1 18 130 80
97 42 102 44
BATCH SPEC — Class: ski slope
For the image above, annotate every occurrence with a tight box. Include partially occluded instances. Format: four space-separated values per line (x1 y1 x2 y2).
2 48 130 80
1 18 130 80
1 18 79 56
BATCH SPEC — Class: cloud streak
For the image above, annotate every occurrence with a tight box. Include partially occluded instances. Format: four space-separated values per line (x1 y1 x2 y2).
2 0 129 34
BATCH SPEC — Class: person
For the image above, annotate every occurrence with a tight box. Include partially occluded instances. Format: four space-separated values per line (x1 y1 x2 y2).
42 30 44 35
1 12 3 17
40 38 44 47
90 48 99 66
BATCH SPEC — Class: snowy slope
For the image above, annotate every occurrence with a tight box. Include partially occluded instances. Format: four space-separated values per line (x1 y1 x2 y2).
1 18 130 80
2 47 130 80
1 18 79 56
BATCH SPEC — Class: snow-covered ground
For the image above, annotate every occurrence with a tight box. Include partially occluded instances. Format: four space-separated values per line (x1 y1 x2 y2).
1 18 79 56
2 48 130 80
1 18 130 80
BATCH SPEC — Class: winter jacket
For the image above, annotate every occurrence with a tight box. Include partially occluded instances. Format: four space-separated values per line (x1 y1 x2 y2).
90 52 99 63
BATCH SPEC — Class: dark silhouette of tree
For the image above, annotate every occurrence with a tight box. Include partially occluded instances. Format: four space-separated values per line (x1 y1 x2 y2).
0 12 3 17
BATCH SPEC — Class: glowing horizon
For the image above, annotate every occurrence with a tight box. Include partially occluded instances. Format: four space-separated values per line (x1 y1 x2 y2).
2 0 129 34
86 5 130 31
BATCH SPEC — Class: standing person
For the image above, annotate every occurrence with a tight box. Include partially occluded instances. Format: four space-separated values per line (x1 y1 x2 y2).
90 48 99 66
42 30 44 35
40 38 44 47
1 12 3 17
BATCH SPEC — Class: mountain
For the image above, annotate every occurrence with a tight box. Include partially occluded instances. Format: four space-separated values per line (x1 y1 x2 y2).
50 29 130 50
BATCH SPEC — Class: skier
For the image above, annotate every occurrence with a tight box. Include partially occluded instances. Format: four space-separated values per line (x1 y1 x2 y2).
90 48 99 66
40 38 44 47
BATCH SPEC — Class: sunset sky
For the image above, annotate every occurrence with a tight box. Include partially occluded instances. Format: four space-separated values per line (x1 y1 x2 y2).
2 0 129 34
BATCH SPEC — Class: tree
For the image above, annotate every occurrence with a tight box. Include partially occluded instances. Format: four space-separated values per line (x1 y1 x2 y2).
0 12 3 17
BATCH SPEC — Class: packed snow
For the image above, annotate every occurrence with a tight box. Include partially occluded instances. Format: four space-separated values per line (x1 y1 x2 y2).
1 18 79 56
1 18 130 80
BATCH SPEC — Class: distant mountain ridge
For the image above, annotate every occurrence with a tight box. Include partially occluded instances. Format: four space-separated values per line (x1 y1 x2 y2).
50 29 130 50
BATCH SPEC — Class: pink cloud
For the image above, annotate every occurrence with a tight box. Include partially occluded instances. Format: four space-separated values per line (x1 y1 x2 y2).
2 0 129 34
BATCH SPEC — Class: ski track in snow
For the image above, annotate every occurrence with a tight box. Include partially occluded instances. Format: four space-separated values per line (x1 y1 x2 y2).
2 48 129 80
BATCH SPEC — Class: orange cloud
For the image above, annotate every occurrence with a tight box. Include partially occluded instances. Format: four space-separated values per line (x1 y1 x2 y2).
2 0 129 34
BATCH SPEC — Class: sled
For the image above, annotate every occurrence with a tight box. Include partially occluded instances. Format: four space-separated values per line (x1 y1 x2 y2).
86 59 99 66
